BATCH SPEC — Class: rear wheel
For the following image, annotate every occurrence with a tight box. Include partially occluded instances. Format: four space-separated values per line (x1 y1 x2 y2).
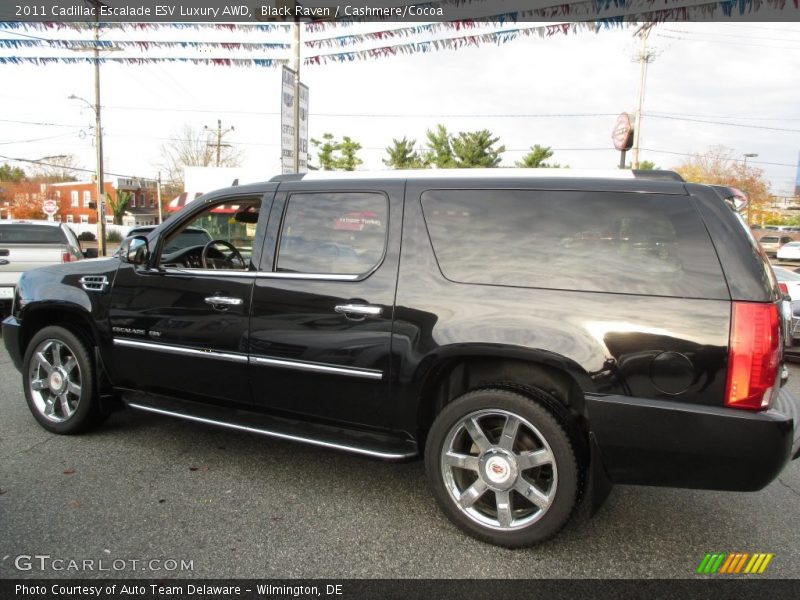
22 326 103 434
425 388 580 547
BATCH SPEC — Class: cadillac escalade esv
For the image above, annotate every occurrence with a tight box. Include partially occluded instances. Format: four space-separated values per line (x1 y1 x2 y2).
3 170 799 547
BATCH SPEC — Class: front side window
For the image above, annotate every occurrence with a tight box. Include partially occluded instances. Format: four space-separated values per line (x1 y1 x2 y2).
158 199 261 270
276 192 388 276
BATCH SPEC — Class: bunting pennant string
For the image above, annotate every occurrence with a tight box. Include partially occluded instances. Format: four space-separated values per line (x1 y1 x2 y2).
0 22 291 33
0 38 290 52
0 56 287 67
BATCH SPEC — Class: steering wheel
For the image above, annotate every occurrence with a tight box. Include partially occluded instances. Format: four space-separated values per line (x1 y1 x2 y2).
201 240 245 270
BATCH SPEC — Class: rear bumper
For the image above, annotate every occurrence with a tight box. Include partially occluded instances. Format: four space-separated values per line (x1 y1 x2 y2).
2 315 23 372
586 390 798 491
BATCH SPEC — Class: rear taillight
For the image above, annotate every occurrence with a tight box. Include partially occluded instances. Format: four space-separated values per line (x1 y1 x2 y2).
61 251 72 263
778 282 789 295
725 302 780 410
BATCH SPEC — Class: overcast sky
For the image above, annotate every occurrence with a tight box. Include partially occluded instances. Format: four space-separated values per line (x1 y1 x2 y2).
1 19 799 195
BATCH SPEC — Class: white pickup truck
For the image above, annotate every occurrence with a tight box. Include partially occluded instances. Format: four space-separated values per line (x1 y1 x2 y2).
0 221 96 315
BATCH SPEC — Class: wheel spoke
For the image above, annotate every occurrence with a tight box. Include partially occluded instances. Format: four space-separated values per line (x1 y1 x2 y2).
514 478 552 510
63 357 77 373
457 479 488 509
51 344 63 368
517 448 554 471
444 451 480 472
499 415 521 451
464 417 491 453
35 351 54 375
31 379 47 391
59 394 73 418
43 397 55 417
495 490 513 528
67 382 81 397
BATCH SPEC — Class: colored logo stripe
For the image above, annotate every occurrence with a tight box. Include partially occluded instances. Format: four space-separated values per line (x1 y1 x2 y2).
697 552 774 574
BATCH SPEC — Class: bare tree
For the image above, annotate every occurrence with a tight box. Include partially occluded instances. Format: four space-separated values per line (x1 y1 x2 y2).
156 124 244 190
30 154 82 183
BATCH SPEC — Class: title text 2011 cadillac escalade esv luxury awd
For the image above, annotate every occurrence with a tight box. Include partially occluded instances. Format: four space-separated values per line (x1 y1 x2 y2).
4 170 799 547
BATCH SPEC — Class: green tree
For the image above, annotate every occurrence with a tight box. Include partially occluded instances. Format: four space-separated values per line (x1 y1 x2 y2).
337 136 363 171
625 160 659 170
424 125 456 168
0 163 26 182
105 190 132 225
451 129 505 168
516 145 562 168
383 137 425 169
310 133 363 171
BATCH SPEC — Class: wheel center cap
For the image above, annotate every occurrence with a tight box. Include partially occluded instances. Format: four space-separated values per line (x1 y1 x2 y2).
482 454 517 490
49 370 65 393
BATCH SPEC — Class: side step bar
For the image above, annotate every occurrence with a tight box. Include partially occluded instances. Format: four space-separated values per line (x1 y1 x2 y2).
123 393 417 461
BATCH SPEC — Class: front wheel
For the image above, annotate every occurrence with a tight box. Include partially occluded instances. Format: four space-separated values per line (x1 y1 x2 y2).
425 388 580 547
22 326 103 434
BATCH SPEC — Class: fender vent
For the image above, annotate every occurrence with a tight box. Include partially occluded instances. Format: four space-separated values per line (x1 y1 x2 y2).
79 275 108 292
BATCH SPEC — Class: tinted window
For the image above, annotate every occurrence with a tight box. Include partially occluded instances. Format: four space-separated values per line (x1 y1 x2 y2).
421 189 728 299
0 225 65 244
276 192 388 276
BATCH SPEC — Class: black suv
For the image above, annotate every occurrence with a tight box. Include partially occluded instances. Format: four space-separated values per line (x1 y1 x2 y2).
3 170 799 547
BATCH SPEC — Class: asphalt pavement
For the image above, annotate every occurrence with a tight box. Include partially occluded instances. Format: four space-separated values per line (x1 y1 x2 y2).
0 338 798 579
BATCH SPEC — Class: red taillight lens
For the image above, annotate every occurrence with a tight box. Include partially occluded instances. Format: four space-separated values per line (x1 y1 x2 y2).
61 251 71 263
725 302 780 410
778 282 789 295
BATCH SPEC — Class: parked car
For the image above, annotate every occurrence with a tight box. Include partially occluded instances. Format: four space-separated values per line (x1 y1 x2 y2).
777 241 800 262
772 266 800 301
0 220 95 317
3 170 799 548
759 235 795 257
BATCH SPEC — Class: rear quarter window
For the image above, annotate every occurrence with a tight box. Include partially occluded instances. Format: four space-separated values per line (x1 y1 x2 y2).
421 189 729 299
0 225 65 244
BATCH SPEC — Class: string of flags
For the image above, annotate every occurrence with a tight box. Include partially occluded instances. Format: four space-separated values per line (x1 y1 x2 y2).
0 22 290 33
0 38 290 52
0 56 287 67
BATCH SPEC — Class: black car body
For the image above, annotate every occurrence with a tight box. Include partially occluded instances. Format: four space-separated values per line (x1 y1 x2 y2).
4 170 799 547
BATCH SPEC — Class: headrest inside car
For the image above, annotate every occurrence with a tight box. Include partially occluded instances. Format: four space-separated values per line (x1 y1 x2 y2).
235 210 259 224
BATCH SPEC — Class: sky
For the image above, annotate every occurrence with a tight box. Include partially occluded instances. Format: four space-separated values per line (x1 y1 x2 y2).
1 18 799 196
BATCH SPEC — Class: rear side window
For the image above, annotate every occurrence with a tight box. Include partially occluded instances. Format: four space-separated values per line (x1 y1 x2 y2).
421 189 728 299
0 225 65 244
276 192 388 276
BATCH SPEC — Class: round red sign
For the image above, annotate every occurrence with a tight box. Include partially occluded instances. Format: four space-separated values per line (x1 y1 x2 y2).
42 199 58 216
612 113 633 151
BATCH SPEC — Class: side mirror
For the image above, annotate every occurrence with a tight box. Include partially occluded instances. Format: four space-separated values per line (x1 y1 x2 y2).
82 248 98 259
119 236 150 266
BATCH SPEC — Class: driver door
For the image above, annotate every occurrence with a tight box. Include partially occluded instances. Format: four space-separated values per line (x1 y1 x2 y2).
108 190 274 407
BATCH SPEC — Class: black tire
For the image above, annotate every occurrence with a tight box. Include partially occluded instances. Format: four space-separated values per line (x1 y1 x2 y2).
425 388 580 547
22 325 104 434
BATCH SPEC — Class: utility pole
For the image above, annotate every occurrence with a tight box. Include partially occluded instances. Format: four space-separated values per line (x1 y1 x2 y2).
205 119 234 167
743 153 759 226
156 171 163 224
631 24 655 170
92 16 106 256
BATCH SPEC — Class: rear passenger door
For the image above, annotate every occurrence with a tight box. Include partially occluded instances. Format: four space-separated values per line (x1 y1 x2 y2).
248 180 403 429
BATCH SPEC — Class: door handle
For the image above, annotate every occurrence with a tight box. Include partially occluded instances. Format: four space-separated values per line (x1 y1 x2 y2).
205 296 243 310
334 304 383 320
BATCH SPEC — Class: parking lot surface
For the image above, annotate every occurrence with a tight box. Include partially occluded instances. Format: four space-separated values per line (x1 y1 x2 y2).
1 338 798 579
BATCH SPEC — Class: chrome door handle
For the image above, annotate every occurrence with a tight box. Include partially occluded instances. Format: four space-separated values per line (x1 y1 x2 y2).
205 296 243 310
334 304 383 319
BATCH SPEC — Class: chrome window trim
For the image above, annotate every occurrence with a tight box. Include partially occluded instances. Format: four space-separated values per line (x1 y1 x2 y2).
160 268 359 281
113 338 248 364
126 402 414 460
251 355 383 380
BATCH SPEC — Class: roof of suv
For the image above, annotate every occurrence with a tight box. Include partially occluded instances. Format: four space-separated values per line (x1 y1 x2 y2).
270 168 684 182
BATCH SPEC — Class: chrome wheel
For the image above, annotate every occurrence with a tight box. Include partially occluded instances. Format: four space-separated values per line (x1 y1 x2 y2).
27 338 83 423
440 409 557 531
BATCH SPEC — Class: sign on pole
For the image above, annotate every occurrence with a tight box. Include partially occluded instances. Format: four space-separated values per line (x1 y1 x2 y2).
42 199 58 220
611 112 634 169
281 66 308 174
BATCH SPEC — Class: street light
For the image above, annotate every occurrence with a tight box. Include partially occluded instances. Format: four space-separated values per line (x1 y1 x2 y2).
743 153 759 227
69 93 106 256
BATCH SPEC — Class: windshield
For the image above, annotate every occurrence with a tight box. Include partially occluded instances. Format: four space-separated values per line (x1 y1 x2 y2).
760 237 779 243
773 268 800 282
